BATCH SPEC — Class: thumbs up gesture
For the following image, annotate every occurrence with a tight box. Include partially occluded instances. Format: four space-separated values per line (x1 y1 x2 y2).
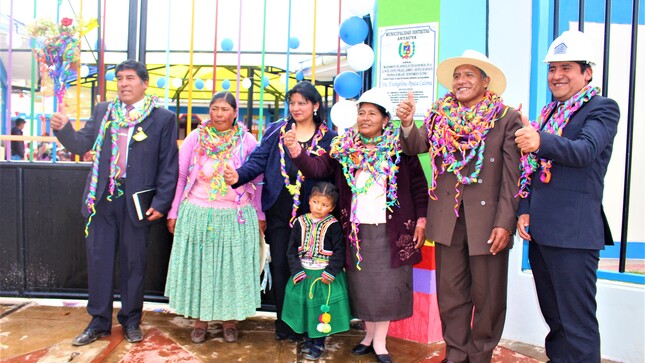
514 112 541 153
396 91 416 127
223 163 239 185
282 123 302 158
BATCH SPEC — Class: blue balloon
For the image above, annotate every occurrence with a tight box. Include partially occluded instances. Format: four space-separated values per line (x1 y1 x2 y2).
156 77 166 88
333 71 362 99
221 38 234 51
262 75 270 88
289 37 300 49
295 71 304 81
105 70 115 81
222 79 231 90
339 16 368 46
195 79 204 90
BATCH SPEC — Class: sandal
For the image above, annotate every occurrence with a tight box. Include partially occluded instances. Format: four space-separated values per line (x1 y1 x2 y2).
191 321 208 343
222 321 238 342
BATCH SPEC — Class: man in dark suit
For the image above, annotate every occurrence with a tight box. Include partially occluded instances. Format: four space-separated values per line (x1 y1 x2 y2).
396 50 522 363
51 59 178 346
514 30 620 363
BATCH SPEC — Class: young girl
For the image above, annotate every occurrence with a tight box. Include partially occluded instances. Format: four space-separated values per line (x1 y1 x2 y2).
282 182 351 360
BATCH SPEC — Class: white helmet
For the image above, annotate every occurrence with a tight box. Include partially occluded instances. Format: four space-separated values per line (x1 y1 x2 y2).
357 88 393 117
543 30 596 66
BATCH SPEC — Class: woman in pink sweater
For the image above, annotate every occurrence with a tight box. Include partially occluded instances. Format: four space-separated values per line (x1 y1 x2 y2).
165 92 265 344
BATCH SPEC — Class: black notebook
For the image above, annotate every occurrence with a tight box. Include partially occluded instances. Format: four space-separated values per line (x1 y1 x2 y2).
132 188 156 220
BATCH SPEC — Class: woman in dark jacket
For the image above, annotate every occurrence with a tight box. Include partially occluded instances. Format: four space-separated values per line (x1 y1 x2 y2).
223 81 337 340
283 88 428 363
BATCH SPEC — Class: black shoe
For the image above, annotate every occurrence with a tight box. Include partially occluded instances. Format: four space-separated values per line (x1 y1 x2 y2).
301 340 313 354
304 345 325 360
72 328 111 346
352 343 375 355
376 353 393 363
123 325 143 343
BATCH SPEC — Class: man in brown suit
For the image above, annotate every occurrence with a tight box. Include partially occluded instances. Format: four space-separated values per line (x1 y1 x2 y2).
396 50 522 363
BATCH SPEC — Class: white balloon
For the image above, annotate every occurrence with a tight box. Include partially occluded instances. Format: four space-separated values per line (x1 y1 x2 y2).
172 77 183 88
242 77 252 89
279 73 288 84
79 65 90 77
347 0 374 16
347 43 375 72
205 79 214 90
330 100 358 129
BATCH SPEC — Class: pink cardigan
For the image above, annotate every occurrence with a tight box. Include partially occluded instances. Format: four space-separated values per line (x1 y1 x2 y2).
168 128 264 220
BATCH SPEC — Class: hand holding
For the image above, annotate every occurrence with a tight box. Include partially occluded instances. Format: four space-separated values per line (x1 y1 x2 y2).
487 227 511 255
223 163 239 185
517 214 531 241
514 115 541 153
146 207 163 221
50 112 70 131
396 91 416 127
282 123 301 157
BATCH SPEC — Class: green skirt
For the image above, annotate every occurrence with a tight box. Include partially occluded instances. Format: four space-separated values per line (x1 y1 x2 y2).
165 201 261 321
282 268 351 338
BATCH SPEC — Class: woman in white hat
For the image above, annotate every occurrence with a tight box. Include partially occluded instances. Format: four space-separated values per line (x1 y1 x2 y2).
396 50 523 363
284 87 429 363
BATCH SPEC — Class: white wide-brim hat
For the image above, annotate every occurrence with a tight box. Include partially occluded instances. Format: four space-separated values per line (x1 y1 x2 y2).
436 49 507 95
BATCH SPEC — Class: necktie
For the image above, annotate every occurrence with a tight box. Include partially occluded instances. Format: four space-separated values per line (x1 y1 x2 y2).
116 105 134 177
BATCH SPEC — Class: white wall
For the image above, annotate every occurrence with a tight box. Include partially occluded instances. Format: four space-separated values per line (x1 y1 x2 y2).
490 1 645 362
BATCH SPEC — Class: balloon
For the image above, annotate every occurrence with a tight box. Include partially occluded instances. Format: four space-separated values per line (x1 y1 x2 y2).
79 65 90 77
279 73 288 84
105 70 115 81
205 79 214 90
222 79 231 90
156 77 166 88
347 0 375 16
347 43 375 72
221 38 234 51
295 71 304 81
262 75 270 88
194 78 204 90
288 37 300 49
330 99 358 129
172 77 183 88
333 71 362 99
242 77 252 89
339 17 368 46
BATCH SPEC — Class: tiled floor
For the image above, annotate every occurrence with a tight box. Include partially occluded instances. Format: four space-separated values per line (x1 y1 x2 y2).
0 298 553 362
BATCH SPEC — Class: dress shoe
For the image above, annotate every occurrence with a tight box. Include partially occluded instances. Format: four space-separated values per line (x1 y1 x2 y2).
376 353 393 363
123 325 143 343
191 326 207 343
72 328 111 346
352 343 374 355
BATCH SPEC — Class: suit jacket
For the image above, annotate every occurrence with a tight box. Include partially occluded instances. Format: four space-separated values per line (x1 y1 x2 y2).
292 151 428 269
401 106 523 255
518 95 620 250
54 101 179 226
234 118 337 213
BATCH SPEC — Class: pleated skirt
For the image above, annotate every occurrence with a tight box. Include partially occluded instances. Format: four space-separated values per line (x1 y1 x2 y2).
346 224 413 321
165 201 261 321
282 268 352 338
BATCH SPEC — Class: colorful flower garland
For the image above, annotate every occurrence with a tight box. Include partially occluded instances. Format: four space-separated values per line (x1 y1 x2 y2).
277 120 328 225
424 90 505 216
329 122 401 269
516 85 599 198
84 95 158 236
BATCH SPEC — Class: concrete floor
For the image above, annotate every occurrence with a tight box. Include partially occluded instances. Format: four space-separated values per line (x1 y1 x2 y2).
0 298 564 362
